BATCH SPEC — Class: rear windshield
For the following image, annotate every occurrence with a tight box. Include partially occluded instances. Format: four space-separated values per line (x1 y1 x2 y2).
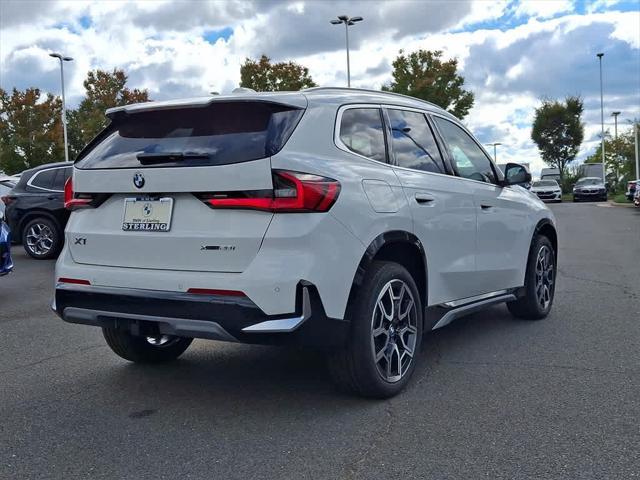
76 101 304 169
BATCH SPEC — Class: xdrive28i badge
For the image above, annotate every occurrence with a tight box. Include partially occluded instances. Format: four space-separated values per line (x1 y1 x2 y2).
133 172 145 189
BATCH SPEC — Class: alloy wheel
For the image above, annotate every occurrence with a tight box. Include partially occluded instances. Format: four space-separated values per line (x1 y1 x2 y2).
371 279 418 383
535 245 554 310
25 223 54 256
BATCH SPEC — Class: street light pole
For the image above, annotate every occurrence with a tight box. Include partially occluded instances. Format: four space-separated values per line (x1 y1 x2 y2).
330 15 363 88
597 53 606 184
345 21 350 88
611 111 621 140
611 111 621 181
49 53 73 163
487 142 502 162
635 122 639 180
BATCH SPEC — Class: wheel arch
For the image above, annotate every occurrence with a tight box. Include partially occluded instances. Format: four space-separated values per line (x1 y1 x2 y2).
534 218 558 258
346 230 428 321
18 210 63 242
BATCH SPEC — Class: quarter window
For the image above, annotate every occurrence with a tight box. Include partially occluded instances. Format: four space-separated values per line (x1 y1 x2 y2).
52 167 71 191
433 117 497 184
339 108 387 162
30 169 57 190
388 109 444 173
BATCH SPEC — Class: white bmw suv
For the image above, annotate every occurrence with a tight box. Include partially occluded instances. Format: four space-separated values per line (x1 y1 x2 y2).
54 88 557 398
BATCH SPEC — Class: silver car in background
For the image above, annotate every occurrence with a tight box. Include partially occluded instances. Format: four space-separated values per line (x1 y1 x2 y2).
531 179 562 202
573 177 607 202
0 174 20 215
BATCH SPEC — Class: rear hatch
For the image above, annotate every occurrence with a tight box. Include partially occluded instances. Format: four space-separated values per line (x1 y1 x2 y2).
69 97 305 273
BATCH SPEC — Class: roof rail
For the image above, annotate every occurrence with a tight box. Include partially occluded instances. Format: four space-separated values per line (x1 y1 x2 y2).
303 86 441 110
231 87 257 94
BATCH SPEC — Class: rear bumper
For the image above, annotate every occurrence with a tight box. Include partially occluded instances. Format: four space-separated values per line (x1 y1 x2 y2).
53 281 349 348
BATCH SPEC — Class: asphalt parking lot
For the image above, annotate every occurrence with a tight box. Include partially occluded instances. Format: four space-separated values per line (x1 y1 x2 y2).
1 202 639 480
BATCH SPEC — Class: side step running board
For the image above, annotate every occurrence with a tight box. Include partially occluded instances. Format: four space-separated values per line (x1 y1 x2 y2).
431 293 517 331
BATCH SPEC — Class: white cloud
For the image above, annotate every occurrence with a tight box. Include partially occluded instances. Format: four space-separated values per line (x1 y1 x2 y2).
456 0 511 27
0 0 638 175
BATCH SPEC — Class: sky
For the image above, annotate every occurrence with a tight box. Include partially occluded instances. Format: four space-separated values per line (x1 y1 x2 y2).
1 0 639 175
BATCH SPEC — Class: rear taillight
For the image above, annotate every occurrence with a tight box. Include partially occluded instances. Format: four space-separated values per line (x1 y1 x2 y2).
1 195 16 206
57 277 91 285
200 170 341 213
64 177 93 211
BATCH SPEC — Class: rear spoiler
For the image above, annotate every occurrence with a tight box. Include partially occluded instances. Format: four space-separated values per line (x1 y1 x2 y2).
106 93 308 119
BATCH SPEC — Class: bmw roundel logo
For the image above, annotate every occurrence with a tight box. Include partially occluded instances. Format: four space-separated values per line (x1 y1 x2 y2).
133 172 145 189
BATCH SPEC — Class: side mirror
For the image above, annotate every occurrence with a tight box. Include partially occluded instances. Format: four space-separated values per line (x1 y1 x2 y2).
503 162 532 186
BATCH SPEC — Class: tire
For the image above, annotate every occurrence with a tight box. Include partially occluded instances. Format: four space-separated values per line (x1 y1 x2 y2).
507 235 556 320
22 217 63 260
102 327 193 363
327 261 423 398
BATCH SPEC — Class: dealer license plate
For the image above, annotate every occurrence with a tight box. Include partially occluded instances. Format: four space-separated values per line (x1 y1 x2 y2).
122 197 174 232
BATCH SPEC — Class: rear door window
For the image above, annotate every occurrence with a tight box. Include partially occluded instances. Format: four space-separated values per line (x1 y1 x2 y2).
76 102 304 169
387 109 445 173
339 108 387 162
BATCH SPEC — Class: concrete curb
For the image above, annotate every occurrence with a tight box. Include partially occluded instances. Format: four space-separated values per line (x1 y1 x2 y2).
609 200 635 208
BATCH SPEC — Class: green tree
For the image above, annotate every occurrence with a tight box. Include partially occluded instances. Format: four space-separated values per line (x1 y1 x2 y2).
531 96 585 181
382 49 474 119
559 162 582 193
0 87 64 174
240 55 317 92
67 69 150 158
585 122 639 191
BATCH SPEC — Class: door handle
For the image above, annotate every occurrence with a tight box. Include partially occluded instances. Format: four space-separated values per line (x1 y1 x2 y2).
480 204 494 211
415 193 435 204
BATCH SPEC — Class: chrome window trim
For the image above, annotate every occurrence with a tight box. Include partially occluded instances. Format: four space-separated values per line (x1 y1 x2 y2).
333 103 505 188
334 104 454 182
26 165 72 193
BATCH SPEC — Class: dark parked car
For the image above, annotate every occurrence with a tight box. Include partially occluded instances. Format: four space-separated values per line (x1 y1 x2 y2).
0 210 13 275
1 162 72 259
572 177 607 202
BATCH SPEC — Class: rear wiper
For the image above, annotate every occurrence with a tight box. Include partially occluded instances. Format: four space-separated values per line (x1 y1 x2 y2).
136 152 210 165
